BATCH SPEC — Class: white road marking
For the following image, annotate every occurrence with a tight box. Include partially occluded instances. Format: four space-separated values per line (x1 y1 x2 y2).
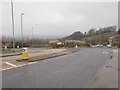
4 62 16 67
16 64 27 67
2 67 14 71
2 61 38 71
29 62 37 65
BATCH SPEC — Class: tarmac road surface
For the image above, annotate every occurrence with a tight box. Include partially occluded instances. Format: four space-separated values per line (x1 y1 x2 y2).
2 48 114 88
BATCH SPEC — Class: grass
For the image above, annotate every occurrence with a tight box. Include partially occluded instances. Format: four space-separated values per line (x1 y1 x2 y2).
28 55 48 62
0 49 21 54
17 55 49 62
19 52 68 62
17 51 69 62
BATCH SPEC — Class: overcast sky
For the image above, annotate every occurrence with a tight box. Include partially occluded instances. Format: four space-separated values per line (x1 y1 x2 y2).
2 2 118 39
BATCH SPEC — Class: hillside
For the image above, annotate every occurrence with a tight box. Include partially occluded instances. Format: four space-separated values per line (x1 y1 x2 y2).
82 31 117 45
61 31 84 41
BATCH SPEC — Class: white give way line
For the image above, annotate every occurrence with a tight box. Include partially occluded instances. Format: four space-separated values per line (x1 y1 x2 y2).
4 62 16 67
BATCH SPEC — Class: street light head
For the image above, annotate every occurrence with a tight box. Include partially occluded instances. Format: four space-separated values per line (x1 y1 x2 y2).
21 13 24 15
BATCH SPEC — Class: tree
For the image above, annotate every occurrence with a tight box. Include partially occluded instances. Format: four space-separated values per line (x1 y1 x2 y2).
88 28 96 35
49 40 62 48
15 41 22 48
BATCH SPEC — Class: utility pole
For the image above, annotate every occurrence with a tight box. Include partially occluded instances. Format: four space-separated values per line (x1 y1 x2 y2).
100 30 102 44
32 26 34 47
99 27 102 44
11 0 15 51
21 13 24 48
94 32 96 45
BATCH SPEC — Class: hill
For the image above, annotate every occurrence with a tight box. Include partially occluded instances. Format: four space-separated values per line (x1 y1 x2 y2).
82 31 117 45
61 31 84 41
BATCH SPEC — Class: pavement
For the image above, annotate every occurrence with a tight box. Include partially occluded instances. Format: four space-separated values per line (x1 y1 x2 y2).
2 48 118 88
87 49 118 88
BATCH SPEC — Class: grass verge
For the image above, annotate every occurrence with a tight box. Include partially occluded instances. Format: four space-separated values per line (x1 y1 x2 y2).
17 55 51 62
28 55 48 62
17 52 68 62
1 49 21 54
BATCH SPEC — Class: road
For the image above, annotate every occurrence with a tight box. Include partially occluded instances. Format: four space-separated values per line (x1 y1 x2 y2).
2 48 114 88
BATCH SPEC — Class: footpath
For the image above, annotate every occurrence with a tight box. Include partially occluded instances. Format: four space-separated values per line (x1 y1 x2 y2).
87 49 118 88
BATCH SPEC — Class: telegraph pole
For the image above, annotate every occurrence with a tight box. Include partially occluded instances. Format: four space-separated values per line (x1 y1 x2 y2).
11 0 15 51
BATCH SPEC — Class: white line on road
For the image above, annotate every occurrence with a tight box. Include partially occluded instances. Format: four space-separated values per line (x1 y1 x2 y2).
4 62 16 67
29 62 37 65
2 67 14 71
2 61 38 71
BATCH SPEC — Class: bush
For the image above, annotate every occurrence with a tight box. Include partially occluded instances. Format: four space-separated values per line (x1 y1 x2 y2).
15 42 22 48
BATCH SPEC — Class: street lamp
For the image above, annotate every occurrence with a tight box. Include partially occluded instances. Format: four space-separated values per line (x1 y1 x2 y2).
32 26 34 47
94 32 95 45
11 0 15 51
21 13 24 48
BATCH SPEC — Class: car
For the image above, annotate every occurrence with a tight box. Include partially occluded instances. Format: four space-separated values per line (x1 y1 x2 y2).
107 44 112 48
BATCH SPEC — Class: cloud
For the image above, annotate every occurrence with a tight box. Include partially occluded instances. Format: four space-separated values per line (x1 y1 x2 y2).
2 2 117 38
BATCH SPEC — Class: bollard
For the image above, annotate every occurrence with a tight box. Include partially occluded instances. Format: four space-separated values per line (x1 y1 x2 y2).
22 48 28 60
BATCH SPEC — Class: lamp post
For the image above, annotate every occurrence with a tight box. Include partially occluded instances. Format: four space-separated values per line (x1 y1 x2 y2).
32 26 34 47
11 0 15 51
94 32 95 45
21 13 24 48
